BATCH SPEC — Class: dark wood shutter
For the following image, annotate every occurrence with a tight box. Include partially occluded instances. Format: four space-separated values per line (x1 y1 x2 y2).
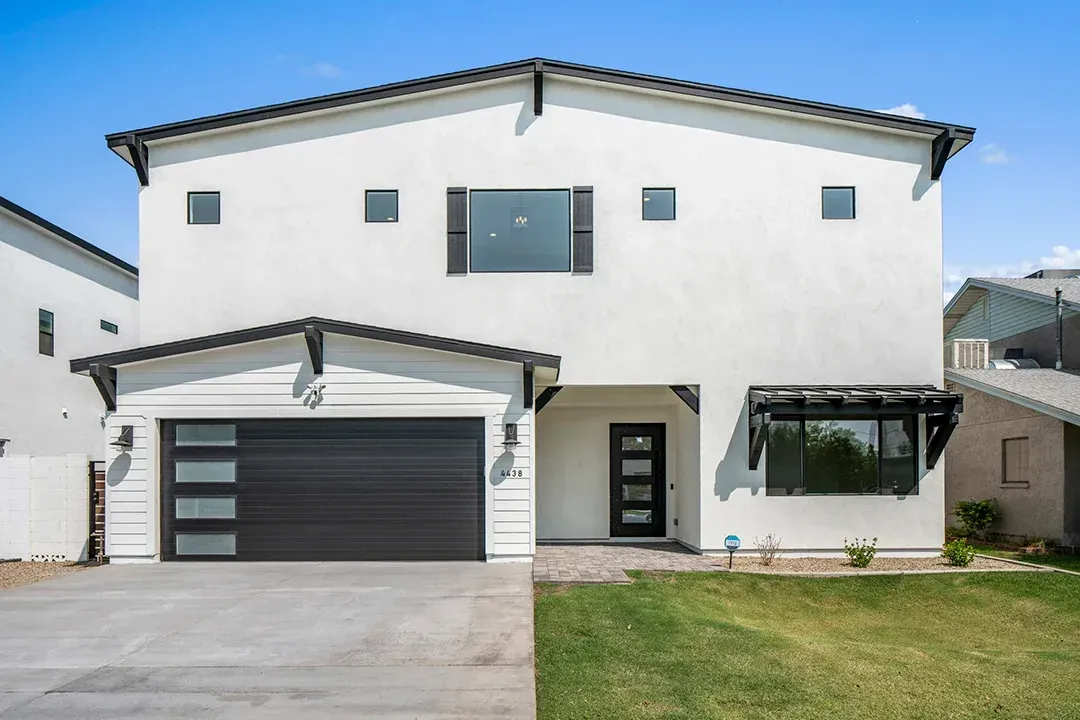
447 187 468 274
572 186 593 273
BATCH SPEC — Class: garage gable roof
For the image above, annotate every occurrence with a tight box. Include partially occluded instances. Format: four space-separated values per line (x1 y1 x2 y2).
69 316 561 374
107 58 975 185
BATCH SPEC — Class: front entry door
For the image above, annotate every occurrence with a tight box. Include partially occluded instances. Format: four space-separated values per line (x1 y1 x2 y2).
609 424 666 538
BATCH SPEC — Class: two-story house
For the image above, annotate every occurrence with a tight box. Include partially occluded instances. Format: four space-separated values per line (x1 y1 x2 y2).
72 59 972 563
943 272 1080 547
0 195 139 458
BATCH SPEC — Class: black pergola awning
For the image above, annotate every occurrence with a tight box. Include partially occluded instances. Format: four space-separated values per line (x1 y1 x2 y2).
747 385 963 472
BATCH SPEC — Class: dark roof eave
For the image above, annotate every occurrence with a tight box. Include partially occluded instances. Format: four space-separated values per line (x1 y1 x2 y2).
70 316 561 375
0 195 138 277
105 57 975 166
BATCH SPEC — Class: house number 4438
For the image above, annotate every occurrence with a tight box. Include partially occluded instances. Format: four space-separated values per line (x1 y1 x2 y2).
500 469 523 478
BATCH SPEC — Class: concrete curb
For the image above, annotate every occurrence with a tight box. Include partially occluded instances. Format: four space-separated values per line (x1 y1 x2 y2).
975 553 1080 577
717 567 1044 577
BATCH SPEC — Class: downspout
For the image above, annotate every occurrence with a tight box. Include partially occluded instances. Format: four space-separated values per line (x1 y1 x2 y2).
1056 286 1064 370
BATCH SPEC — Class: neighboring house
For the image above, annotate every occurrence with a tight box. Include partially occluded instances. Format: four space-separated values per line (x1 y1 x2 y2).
0 195 139 458
72 58 972 563
944 274 1080 547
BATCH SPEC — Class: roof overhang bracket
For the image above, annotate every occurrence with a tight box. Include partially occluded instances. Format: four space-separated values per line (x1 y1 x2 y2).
931 128 957 181
925 411 959 469
748 411 771 470
535 385 562 413
670 385 699 414
124 134 150 187
533 60 543 116
523 362 535 409
89 363 117 412
304 324 324 375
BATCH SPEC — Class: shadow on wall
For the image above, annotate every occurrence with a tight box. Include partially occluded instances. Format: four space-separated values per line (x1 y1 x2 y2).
490 450 517 487
106 452 132 487
515 101 536 136
714 396 764 501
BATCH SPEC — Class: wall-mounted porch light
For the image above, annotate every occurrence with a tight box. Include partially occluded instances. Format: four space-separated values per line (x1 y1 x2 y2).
110 425 134 449
502 423 520 450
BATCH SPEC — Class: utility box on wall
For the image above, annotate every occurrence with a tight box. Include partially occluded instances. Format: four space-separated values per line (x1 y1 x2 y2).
0 454 90 561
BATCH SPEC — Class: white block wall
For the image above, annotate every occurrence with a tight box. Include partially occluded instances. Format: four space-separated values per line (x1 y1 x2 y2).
0 455 89 561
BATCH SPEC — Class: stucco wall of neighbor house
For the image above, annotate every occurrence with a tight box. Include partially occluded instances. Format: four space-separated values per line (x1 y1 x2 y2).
102 334 531 562
1063 422 1080 547
944 384 1066 542
0 210 139 459
534 386 693 543
134 73 945 554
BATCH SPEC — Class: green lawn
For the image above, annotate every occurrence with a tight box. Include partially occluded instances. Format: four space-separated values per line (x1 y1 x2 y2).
535 571 1080 720
974 545 1080 573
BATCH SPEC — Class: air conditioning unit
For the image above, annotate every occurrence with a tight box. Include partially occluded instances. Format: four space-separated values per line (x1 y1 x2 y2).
944 339 989 369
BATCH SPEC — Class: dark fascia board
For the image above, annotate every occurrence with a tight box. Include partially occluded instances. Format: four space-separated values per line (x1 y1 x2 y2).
0 195 139 277
70 316 561 374
105 57 975 167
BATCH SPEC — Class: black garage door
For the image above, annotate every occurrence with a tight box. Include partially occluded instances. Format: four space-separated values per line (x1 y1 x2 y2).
160 418 485 561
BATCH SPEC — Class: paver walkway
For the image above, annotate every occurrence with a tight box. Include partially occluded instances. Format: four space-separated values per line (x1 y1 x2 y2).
533 542 719 583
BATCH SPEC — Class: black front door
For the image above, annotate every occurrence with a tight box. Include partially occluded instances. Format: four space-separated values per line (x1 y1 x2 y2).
609 423 666 538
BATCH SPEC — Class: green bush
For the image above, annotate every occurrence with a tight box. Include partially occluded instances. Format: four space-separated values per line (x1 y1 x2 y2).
844 537 878 568
954 499 999 538
942 539 977 567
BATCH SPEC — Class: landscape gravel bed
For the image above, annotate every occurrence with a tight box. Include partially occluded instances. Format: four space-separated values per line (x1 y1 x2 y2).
721 554 1037 574
0 561 88 590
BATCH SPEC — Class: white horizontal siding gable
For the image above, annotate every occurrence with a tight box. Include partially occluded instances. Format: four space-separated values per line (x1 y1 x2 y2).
109 333 533 561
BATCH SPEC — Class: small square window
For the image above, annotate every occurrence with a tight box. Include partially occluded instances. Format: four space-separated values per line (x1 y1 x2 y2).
188 192 220 224
100 319 118 334
365 190 398 222
38 309 54 356
822 187 855 220
643 188 675 221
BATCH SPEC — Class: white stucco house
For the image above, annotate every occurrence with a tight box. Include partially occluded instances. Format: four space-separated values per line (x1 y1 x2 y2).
72 59 973 563
0 195 139 458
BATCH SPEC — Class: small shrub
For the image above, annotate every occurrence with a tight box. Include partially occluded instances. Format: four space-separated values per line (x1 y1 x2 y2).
1021 539 1049 556
942 539 977 567
844 537 878 568
754 534 783 566
953 499 999 539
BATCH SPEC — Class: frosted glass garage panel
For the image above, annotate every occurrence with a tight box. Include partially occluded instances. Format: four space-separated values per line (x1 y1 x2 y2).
175 460 236 483
175 533 236 556
176 424 236 446
176 497 237 519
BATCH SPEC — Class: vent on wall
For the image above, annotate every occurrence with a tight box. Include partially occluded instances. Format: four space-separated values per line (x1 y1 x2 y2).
945 339 989 369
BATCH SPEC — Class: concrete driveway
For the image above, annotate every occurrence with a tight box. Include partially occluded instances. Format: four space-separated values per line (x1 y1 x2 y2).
0 562 535 719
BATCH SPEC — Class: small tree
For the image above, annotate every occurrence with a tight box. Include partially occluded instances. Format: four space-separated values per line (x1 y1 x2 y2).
953 499 999 539
754 534 783 566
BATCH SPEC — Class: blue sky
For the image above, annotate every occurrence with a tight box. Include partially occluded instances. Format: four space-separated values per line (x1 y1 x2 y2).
2 1 1077 300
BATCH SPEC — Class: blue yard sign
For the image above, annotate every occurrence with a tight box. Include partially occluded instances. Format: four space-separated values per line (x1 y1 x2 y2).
724 535 741 551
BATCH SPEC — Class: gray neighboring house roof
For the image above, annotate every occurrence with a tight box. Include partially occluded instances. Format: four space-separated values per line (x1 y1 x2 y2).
944 277 1080 335
945 368 1080 426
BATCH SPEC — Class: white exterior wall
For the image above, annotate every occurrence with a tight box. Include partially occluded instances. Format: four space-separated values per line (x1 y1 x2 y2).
104 335 531 562
0 210 139 459
0 455 90 561
129 75 947 554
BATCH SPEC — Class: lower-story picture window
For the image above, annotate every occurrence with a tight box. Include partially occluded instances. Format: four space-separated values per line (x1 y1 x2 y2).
766 415 917 495
175 532 236 556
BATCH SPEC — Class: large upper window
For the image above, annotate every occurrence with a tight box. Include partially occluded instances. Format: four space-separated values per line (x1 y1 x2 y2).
766 415 917 495
469 190 570 272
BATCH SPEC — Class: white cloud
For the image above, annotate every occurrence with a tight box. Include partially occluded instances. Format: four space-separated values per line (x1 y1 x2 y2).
876 103 926 119
943 246 1080 305
979 143 1010 165
302 61 343 78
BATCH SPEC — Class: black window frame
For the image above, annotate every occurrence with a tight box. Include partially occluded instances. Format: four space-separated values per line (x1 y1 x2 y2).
821 186 856 220
642 187 676 221
100 319 119 335
187 191 221 225
467 188 572 274
765 414 919 496
38 308 54 357
364 189 399 223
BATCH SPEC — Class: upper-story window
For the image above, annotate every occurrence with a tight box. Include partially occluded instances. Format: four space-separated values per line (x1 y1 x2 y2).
469 190 570 273
365 190 398 222
100 319 119 334
188 192 220 225
38 309 54 356
642 188 675 221
822 187 855 220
